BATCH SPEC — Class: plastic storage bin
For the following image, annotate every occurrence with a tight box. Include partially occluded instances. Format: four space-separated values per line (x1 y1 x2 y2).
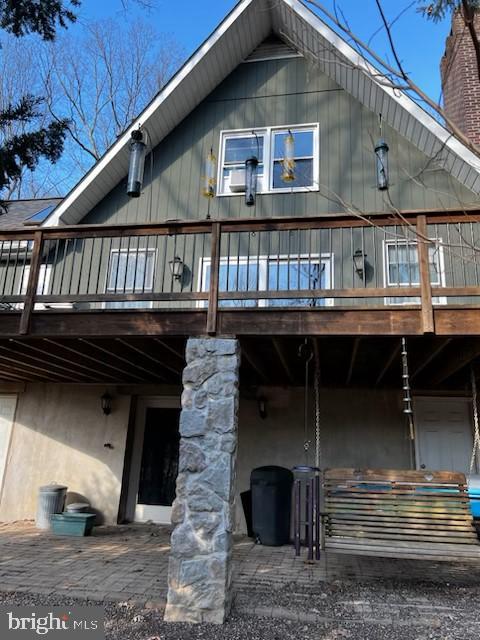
51 513 96 537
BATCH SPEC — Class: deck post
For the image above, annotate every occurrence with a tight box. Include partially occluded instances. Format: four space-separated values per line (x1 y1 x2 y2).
164 336 240 624
417 215 435 334
19 230 43 335
206 223 221 335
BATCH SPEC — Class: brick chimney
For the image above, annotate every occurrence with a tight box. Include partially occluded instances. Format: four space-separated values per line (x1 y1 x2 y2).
441 9 480 146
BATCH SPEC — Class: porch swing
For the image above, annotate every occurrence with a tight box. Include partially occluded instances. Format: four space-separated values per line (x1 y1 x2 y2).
320 339 480 561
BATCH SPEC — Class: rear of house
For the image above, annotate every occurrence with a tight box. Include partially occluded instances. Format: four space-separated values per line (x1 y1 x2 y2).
0 0 480 624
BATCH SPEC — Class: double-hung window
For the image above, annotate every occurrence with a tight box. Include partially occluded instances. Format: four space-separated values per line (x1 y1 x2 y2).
218 124 319 195
199 254 332 307
106 248 156 308
384 240 445 305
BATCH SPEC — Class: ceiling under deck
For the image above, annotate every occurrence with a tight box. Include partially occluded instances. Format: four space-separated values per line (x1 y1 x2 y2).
0 335 478 392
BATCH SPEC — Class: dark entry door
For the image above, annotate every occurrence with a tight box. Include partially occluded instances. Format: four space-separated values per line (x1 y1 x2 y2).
137 407 180 511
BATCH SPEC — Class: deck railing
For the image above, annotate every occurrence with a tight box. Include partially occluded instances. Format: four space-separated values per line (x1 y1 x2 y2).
1 212 480 334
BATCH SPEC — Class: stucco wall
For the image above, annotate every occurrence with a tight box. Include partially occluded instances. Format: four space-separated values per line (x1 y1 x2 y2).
235 386 411 532
0 384 131 525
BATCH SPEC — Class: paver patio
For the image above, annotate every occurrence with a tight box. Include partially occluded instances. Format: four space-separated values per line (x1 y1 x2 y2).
0 521 479 621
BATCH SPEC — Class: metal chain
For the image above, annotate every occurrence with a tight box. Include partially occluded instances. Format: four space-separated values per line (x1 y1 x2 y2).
314 339 321 470
470 366 480 474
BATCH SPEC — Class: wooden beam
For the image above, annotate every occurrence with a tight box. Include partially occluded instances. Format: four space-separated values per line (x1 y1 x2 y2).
19 230 42 335
206 222 221 335
0 343 94 382
241 342 270 383
410 339 453 381
153 338 185 362
417 216 434 334
78 339 160 380
116 338 179 379
346 337 361 385
8 339 118 381
430 340 480 386
0 353 66 381
375 341 401 387
272 338 295 384
43 339 146 382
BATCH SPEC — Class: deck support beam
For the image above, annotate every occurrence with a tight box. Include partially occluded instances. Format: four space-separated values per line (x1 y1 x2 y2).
165 336 240 624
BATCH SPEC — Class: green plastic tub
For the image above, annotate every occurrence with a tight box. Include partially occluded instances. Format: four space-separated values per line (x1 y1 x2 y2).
51 513 96 537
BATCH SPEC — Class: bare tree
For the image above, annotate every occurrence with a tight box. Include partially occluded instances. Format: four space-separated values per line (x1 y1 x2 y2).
40 17 182 182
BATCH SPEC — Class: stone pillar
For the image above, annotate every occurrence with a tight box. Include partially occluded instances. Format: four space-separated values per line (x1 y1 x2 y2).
164 337 240 624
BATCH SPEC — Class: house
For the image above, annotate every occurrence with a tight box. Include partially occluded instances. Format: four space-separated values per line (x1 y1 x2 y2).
0 0 480 624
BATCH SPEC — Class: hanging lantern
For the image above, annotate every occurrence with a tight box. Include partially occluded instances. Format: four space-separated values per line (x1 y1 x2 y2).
245 156 259 207
202 148 216 198
375 138 389 191
127 130 147 198
281 130 296 183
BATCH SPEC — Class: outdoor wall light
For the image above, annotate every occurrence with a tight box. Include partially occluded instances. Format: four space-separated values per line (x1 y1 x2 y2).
375 138 389 190
257 396 267 420
101 392 113 416
169 256 184 281
353 249 367 278
245 156 259 207
126 129 147 197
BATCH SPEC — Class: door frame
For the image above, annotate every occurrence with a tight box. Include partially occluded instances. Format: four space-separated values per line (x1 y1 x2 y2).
0 394 18 504
413 395 477 474
125 395 181 524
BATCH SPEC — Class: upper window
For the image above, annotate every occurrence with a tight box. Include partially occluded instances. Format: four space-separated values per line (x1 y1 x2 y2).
218 124 319 196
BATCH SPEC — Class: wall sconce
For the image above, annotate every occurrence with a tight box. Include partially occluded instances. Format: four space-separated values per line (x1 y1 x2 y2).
169 256 184 281
126 129 146 197
257 396 267 420
353 249 367 278
245 156 259 207
101 392 112 416
375 138 389 190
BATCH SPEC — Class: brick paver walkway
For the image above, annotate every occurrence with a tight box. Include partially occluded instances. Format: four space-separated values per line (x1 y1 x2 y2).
0 521 479 622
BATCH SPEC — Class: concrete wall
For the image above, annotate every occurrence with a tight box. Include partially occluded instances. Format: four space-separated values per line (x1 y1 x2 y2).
0 384 131 525
235 386 411 532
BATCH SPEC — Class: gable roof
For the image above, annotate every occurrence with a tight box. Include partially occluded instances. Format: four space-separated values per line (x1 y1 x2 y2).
45 0 480 227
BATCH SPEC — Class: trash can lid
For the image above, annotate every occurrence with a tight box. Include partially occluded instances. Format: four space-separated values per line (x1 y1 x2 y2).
66 502 90 511
39 484 68 493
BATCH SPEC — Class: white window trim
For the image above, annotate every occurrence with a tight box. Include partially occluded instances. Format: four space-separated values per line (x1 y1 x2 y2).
217 123 320 197
104 247 157 309
383 239 446 306
198 253 333 307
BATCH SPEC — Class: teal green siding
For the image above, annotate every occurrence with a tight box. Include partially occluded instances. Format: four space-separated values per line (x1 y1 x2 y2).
83 54 478 226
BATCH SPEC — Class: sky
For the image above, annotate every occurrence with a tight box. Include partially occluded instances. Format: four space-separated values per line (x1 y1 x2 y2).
74 0 452 104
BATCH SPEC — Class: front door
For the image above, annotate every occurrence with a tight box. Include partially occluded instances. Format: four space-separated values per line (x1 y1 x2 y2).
128 397 180 524
414 397 475 474
0 395 16 496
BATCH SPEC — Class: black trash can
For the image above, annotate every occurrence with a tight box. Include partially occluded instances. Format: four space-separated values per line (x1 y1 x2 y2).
251 466 293 546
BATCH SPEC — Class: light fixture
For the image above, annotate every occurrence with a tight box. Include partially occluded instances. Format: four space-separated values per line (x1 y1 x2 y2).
375 138 389 190
245 156 259 207
353 249 367 278
202 148 216 198
257 396 267 420
169 256 184 281
127 130 147 197
281 130 296 182
101 392 112 416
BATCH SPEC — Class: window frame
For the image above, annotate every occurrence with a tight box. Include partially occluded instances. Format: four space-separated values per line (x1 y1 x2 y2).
383 239 446 306
104 247 157 309
198 252 333 308
217 123 320 196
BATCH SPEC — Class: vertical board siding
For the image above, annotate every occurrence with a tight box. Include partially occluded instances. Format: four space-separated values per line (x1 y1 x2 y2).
83 54 477 227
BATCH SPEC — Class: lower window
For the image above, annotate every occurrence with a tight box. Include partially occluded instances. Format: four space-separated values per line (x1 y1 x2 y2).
199 254 333 307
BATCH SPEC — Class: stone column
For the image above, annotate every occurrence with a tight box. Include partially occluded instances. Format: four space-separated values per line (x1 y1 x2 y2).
164 337 240 624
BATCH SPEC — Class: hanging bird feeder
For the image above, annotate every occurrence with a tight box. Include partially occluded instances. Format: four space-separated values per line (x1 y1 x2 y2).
126 129 147 198
245 156 259 207
375 138 389 191
202 148 216 198
281 130 296 183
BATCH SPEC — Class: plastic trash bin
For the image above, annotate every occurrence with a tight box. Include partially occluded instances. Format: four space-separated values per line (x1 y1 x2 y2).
251 466 293 546
36 484 67 530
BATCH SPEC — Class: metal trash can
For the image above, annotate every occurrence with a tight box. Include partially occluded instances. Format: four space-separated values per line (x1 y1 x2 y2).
36 484 67 530
251 466 293 546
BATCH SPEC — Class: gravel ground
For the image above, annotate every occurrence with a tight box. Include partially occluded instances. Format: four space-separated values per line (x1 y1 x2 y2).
1 580 480 640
